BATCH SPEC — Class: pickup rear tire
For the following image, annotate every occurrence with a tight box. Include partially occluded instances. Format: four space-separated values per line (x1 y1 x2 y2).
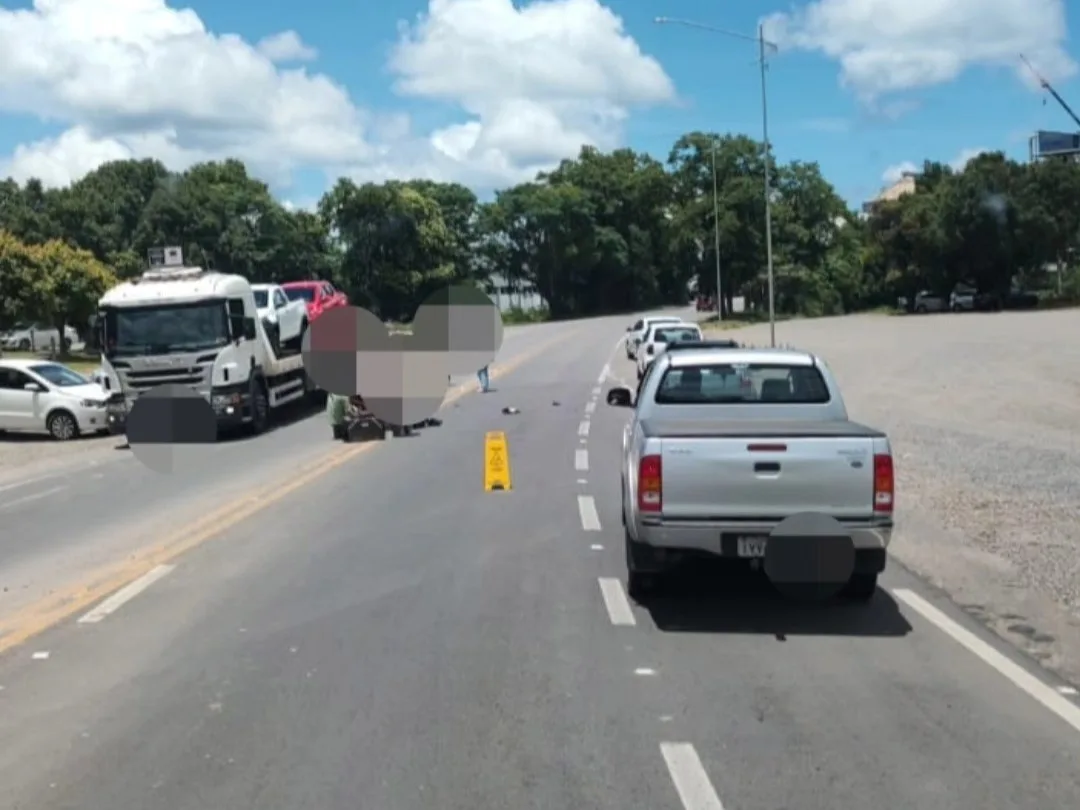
840 572 877 602
625 531 658 601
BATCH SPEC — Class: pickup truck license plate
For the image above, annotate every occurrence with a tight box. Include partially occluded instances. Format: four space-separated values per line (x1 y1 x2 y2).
736 535 768 558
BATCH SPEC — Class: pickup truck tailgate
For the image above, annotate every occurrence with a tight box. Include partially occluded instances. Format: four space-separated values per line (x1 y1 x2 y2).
644 419 884 520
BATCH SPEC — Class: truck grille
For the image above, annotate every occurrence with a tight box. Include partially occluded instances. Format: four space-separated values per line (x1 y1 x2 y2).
112 354 216 397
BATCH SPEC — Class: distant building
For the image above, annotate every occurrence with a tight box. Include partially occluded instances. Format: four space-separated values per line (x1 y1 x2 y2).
861 171 918 216
486 272 545 313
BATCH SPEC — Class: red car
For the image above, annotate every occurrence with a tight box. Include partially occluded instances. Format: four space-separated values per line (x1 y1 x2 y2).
280 280 348 322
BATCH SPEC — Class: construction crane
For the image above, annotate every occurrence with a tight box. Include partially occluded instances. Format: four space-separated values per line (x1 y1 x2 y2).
1020 53 1080 130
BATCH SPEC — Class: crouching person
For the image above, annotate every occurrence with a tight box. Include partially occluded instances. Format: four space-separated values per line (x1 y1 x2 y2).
327 392 349 440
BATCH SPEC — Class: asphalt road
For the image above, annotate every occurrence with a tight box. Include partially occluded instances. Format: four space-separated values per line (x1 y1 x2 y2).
1 312 1079 810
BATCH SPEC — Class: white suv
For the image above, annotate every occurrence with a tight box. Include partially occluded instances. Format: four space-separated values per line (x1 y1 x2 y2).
625 315 682 360
636 323 703 380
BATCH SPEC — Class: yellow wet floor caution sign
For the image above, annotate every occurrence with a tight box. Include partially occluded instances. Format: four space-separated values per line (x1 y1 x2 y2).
484 430 512 491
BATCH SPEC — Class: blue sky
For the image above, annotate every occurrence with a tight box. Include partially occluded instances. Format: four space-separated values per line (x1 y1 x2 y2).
0 0 1076 209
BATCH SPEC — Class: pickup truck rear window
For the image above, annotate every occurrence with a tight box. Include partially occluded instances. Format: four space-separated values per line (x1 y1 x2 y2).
654 363 830 404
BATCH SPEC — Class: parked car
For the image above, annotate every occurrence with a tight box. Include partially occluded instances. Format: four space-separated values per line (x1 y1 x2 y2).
607 345 894 602
949 285 976 312
625 315 683 360
1 323 80 352
281 280 348 323
251 283 309 354
636 322 703 380
0 359 109 440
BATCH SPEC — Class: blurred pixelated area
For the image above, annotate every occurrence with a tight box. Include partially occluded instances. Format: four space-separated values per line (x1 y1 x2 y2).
124 285 503 472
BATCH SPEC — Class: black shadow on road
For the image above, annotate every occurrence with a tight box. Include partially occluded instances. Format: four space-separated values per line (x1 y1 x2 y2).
639 563 912 639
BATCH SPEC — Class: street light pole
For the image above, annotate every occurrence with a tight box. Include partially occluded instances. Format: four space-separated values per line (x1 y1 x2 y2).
758 24 776 347
655 15 779 346
711 139 722 321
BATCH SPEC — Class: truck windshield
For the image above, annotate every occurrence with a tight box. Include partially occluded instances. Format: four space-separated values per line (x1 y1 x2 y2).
655 363 830 404
104 301 231 357
252 290 269 308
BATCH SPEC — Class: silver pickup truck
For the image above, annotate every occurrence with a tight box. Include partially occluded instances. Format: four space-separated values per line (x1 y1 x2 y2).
608 344 894 602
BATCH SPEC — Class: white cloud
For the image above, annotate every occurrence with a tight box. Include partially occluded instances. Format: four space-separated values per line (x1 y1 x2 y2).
950 147 989 171
257 30 317 62
879 146 991 186
0 0 676 192
882 161 918 184
387 0 675 181
764 0 1076 103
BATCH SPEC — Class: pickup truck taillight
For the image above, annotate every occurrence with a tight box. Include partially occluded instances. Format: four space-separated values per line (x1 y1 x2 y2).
873 453 894 514
638 454 662 513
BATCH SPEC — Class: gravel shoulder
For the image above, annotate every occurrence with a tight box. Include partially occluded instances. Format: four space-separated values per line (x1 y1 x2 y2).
710 309 1080 686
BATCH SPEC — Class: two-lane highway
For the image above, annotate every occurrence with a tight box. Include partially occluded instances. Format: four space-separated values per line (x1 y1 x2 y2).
0 312 1078 809
0 319 584 632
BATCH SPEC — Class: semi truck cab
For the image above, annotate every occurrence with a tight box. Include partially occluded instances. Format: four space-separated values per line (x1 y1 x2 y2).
97 248 314 438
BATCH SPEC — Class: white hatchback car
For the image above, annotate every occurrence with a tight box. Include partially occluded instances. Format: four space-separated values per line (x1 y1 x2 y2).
0 359 109 440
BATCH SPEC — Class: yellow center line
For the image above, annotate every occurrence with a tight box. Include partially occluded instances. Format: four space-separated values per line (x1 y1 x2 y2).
0 326 581 656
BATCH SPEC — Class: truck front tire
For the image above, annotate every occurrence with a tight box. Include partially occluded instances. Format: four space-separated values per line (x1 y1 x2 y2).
248 381 269 435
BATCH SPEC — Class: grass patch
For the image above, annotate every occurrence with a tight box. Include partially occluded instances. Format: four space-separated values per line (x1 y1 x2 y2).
1 350 100 374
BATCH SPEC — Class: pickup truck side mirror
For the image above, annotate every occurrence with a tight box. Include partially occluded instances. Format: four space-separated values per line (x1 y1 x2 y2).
606 386 632 407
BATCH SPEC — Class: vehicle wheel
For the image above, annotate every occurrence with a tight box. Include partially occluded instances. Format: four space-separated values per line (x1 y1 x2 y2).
248 381 270 435
17 338 30 351
840 573 878 602
625 531 657 601
47 410 79 441
915 305 927 314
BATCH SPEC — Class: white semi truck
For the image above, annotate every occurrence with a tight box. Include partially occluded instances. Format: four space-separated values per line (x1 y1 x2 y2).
98 247 318 438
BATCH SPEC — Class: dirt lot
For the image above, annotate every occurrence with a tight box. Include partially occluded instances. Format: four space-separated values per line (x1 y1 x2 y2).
709 309 1080 685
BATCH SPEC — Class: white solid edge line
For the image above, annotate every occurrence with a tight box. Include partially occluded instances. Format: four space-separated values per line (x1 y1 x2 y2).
598 577 636 626
578 421 591 436
0 485 67 512
575 448 589 471
78 564 177 624
578 495 602 531
660 742 726 810
892 588 1080 734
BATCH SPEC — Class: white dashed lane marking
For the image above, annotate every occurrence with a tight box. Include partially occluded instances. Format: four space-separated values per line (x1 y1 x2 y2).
0 485 67 512
585 401 596 414
893 588 1080 734
597 577 636 626
660 742 726 810
78 565 176 624
575 449 589 471
577 495 601 531
578 421 591 437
